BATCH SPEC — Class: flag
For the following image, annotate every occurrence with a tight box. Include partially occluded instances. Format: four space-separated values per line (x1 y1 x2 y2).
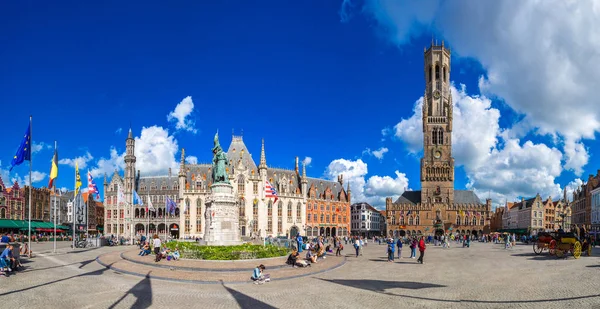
147 194 155 212
48 146 58 188
133 190 143 205
87 171 100 200
75 162 82 194
165 196 177 215
10 121 31 171
406 210 412 216
117 183 126 205
265 180 278 203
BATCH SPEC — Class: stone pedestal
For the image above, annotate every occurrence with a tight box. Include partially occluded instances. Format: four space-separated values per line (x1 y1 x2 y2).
203 183 243 246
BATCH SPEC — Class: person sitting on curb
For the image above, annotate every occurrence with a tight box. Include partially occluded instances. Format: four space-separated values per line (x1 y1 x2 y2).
306 249 317 263
251 264 270 284
139 242 151 256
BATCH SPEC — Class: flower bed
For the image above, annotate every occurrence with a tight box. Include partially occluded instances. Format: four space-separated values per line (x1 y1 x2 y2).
164 242 289 260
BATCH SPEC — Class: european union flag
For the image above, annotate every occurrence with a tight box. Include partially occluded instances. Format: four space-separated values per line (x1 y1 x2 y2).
10 122 31 171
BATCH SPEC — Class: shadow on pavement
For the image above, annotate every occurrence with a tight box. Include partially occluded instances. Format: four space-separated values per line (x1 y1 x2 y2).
20 259 96 273
108 272 152 309
319 278 446 291
220 280 276 309
0 262 115 297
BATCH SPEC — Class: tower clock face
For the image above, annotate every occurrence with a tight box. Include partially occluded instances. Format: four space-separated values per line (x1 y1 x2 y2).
433 90 441 99
434 150 442 159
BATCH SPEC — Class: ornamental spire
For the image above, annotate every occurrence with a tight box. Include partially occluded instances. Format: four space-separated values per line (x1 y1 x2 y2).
259 138 267 170
179 148 186 176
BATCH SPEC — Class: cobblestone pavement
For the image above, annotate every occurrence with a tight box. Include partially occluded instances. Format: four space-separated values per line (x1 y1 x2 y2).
2 241 600 308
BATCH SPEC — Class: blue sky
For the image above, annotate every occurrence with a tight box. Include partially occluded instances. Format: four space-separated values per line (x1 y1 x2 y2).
1 1 599 209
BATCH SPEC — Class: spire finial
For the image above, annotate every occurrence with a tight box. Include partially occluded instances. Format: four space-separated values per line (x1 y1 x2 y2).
259 138 267 169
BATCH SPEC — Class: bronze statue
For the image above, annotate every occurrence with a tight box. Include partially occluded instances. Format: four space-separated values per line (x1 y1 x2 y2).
211 131 230 184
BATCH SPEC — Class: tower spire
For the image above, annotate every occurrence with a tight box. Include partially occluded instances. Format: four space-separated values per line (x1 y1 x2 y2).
259 138 267 169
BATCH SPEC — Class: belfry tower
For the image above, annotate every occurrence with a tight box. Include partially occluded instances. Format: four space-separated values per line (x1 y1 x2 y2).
420 41 455 205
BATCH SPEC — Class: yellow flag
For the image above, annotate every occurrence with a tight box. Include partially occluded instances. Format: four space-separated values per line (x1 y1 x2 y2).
75 161 82 193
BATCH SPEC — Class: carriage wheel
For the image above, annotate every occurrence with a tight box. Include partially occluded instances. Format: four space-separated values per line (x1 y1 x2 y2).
533 242 543 255
548 240 557 255
573 241 582 259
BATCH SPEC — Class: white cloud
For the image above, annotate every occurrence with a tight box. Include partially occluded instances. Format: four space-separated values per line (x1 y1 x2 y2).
363 147 389 160
115 128 123 134
167 96 197 133
324 158 408 208
32 142 51 154
59 152 94 169
90 126 180 179
393 98 423 154
185 156 198 164
302 156 312 167
563 139 589 176
90 147 125 178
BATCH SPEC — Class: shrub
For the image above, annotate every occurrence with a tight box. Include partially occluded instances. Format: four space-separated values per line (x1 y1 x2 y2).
164 242 289 260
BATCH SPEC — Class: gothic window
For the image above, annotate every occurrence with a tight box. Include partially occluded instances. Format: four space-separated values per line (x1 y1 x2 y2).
480 217 484 225
408 216 414 225
429 66 433 82
438 129 443 145
253 182 258 195
432 129 438 145
456 216 461 225
255 200 260 217
196 218 202 232
278 201 283 218
197 199 202 216
267 201 273 233
185 198 190 214
400 216 405 225
0 208 5 219
443 66 447 82
435 65 440 80
296 202 302 222
415 216 420 225
287 202 293 223
472 217 477 225
391 216 396 225
238 175 245 194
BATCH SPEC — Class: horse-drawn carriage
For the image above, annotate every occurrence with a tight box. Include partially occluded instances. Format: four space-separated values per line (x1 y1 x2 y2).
533 232 592 259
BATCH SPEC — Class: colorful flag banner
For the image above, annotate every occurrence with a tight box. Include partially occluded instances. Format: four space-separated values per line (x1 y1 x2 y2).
265 180 278 203
48 145 58 188
10 121 31 171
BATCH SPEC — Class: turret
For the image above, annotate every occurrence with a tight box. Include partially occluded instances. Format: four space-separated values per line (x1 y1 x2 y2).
301 162 308 199
259 139 267 177
178 148 186 198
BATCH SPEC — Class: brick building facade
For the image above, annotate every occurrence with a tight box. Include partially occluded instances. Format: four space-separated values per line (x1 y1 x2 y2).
0 177 25 220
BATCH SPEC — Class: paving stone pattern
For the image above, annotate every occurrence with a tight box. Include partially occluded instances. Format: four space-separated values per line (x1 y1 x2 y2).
2 241 600 308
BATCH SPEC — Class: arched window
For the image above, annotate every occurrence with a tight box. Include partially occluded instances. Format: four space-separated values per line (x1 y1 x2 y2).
0 208 5 219
197 199 202 216
296 202 302 222
435 65 440 80
287 202 293 223
408 216 414 225
267 200 273 233
443 66 447 82
185 198 190 214
472 217 477 225
429 66 433 82
391 216 396 225
415 216 420 225
480 217 484 225
456 216 461 225
400 216 405 225
438 129 443 145
432 129 438 145
277 201 283 218
237 175 245 194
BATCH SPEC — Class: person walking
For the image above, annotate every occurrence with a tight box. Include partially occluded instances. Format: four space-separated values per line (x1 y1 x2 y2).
354 238 360 257
410 237 417 259
152 234 162 262
396 237 403 258
417 236 426 264
387 239 395 262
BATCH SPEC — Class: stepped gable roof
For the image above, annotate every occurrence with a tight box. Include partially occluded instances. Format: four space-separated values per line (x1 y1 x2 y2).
226 136 257 172
306 177 346 200
454 190 483 204
395 190 421 205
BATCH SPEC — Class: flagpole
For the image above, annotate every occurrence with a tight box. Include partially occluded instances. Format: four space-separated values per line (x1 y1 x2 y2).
27 115 32 258
53 140 57 253
164 195 167 242
72 167 76 250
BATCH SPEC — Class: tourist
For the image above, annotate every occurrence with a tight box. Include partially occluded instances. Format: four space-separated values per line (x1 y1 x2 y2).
0 244 13 272
354 238 360 257
410 238 417 259
286 250 299 267
139 242 151 256
396 237 403 258
335 243 343 256
417 236 426 264
251 264 269 284
296 234 303 253
172 247 180 260
0 233 10 243
387 238 395 262
306 249 317 263
152 234 161 262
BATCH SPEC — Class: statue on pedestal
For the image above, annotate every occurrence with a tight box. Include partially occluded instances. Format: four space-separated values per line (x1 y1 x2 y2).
212 131 230 184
